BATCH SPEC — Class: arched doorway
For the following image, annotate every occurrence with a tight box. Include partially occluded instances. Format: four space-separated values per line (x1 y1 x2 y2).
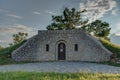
58 43 66 60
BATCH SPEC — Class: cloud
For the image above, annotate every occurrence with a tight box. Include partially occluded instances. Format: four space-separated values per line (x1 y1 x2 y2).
115 23 120 35
0 9 23 20
80 0 117 22
0 24 36 36
111 22 120 36
116 22 120 30
0 40 10 43
45 10 57 15
115 33 120 36
7 14 22 19
0 24 37 46
13 24 32 32
0 9 23 19
110 33 120 45
0 9 9 13
111 9 117 15
33 12 41 15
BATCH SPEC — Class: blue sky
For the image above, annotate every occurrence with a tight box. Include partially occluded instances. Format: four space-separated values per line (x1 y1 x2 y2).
0 0 120 47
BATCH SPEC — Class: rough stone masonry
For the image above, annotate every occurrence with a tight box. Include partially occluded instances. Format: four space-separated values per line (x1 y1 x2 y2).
12 30 112 62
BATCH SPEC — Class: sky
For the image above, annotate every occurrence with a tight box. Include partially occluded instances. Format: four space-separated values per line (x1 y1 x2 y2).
0 0 120 47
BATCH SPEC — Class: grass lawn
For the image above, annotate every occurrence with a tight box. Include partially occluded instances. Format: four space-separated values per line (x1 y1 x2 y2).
0 72 119 80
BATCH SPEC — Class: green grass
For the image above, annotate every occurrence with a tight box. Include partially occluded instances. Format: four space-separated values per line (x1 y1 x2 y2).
99 38 120 66
0 41 26 65
99 38 120 58
0 72 119 80
0 40 26 55
100 61 120 67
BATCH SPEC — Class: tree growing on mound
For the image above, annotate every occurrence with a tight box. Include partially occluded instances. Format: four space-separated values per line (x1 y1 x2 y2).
47 8 111 40
47 8 88 30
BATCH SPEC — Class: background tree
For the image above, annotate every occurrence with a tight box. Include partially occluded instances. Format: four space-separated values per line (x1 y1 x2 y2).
82 20 111 40
11 32 28 45
47 8 88 30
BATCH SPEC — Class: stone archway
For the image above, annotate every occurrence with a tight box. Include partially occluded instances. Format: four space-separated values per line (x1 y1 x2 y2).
58 43 66 60
55 40 67 60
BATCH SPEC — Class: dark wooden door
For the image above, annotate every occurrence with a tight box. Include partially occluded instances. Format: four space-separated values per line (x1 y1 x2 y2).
58 43 66 60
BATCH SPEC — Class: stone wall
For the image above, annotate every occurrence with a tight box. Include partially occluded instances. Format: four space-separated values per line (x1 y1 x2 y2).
12 35 38 61
12 30 112 62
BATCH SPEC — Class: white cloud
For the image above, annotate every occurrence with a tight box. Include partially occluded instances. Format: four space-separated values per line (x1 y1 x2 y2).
111 9 116 15
116 22 120 30
7 14 22 19
115 33 120 36
0 40 10 43
0 24 37 46
13 24 33 32
0 9 9 13
0 9 23 19
0 24 36 37
45 10 56 15
112 22 120 36
114 22 120 35
80 0 117 22
33 12 41 15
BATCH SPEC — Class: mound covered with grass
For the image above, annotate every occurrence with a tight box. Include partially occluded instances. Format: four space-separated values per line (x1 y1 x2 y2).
99 38 120 58
0 41 26 65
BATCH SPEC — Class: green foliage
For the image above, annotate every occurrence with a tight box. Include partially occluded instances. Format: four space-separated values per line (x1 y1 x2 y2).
47 8 88 30
11 32 28 45
83 20 111 38
99 38 120 58
47 8 111 39
0 72 119 80
0 40 26 65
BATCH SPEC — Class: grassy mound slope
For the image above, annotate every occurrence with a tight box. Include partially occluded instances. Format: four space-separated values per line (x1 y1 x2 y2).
99 38 120 58
0 41 26 65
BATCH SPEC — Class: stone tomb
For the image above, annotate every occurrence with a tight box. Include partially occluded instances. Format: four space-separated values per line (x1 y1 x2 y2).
12 30 112 62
